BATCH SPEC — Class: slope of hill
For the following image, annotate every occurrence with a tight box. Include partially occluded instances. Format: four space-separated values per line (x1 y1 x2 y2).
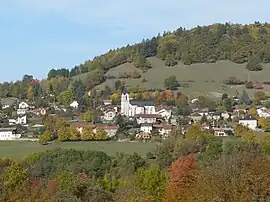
94 57 270 97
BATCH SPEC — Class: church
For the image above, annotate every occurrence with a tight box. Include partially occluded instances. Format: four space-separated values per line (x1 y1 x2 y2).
121 86 156 117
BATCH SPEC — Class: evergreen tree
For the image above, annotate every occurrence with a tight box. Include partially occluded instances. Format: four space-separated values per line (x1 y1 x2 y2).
240 90 251 105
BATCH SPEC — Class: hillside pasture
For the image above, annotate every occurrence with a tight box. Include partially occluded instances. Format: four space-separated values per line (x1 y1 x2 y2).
96 57 270 98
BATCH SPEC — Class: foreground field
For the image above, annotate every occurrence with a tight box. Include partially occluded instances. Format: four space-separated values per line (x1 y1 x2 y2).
0 141 157 159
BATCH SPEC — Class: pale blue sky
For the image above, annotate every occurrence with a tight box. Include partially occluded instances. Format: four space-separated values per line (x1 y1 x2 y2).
1 0 270 82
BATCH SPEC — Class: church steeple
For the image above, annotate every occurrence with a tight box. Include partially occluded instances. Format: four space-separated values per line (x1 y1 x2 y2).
121 85 130 117
122 85 128 95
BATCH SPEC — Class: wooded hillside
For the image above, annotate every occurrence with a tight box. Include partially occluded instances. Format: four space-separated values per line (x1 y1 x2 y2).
48 22 270 80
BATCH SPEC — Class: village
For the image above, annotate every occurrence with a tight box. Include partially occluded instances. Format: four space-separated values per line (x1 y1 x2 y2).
0 84 269 143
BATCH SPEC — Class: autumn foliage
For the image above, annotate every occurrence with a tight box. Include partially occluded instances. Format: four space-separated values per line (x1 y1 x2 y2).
164 154 197 202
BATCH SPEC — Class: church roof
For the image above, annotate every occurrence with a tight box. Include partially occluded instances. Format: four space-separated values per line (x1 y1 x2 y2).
122 86 128 95
130 100 155 106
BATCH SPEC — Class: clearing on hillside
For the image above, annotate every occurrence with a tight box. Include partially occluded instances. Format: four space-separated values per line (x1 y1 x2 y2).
95 57 270 98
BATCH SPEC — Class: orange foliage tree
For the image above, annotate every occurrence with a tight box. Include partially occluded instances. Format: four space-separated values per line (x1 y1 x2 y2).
164 154 197 202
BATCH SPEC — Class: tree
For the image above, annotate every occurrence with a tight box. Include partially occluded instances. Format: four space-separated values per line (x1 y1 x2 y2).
239 90 251 105
39 130 52 145
222 98 233 112
263 117 270 132
164 76 179 90
80 110 93 123
1 162 28 193
164 154 197 201
136 165 166 200
165 55 178 66
246 55 263 71
81 127 94 141
58 90 73 106
258 117 265 128
95 128 108 140
248 106 258 118
27 86 34 100
235 124 250 137
200 114 208 123
58 127 71 141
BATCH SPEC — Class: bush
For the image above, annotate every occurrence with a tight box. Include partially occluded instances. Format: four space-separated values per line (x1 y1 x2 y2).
245 81 254 89
223 77 244 85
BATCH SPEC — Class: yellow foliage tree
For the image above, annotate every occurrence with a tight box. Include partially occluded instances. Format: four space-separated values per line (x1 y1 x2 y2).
81 127 94 141
95 128 108 140
258 117 265 128
248 107 258 118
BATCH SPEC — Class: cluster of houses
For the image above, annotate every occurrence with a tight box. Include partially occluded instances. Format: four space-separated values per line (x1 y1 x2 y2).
1 86 269 141
0 99 47 140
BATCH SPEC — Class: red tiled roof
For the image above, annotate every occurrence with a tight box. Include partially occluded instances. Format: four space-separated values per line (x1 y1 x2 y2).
153 124 173 129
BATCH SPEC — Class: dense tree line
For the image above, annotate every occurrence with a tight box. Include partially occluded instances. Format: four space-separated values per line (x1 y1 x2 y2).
1 125 270 201
52 22 270 80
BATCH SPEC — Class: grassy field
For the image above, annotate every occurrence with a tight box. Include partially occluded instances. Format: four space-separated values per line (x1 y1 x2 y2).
0 141 157 159
94 57 270 99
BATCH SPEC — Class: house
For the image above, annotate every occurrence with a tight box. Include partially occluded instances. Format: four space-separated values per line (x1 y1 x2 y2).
31 108 47 116
189 112 202 123
102 108 117 122
221 112 231 120
103 100 112 106
153 124 174 137
70 101 79 108
213 126 233 136
140 123 153 134
156 106 172 121
18 102 29 109
17 115 27 125
8 115 27 126
121 86 155 117
257 107 270 118
208 112 221 121
239 115 257 130
200 123 210 131
1 98 17 109
0 128 21 140
70 122 118 137
135 114 161 125
136 132 151 140
94 125 118 137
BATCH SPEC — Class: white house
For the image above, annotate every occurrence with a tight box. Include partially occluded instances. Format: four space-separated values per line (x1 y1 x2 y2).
257 107 270 118
239 115 257 130
8 115 27 126
154 124 174 137
18 102 29 109
17 102 29 115
102 109 117 122
156 106 172 121
140 123 153 134
103 100 112 106
121 87 155 117
0 128 21 140
70 101 79 108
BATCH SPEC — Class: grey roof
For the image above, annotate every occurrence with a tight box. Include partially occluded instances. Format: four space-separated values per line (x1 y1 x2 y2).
0 127 17 131
130 100 155 107
1 98 17 106
241 115 257 121
122 85 128 95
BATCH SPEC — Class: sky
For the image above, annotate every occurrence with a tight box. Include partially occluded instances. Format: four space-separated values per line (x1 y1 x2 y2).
1 0 270 82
